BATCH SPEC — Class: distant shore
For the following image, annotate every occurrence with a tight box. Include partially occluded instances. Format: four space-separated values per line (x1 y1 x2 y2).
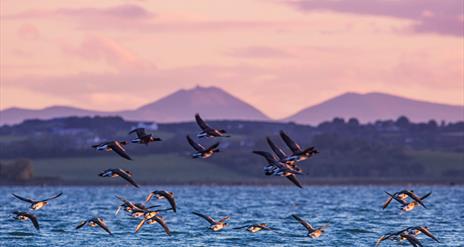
1 177 462 186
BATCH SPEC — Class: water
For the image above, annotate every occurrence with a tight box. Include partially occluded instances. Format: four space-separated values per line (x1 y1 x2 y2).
0 186 463 246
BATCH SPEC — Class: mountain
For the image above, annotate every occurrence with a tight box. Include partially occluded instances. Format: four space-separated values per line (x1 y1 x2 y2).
284 92 463 124
119 86 270 122
0 86 270 125
0 106 110 125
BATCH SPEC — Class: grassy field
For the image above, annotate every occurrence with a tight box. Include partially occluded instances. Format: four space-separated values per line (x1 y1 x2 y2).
406 150 464 177
30 153 251 184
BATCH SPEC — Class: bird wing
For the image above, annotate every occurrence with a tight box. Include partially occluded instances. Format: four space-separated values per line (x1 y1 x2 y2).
24 213 40 231
76 220 87 229
95 218 112 235
403 191 427 208
205 142 220 152
375 235 388 247
195 113 211 131
403 234 423 247
151 216 171 236
43 192 63 201
417 226 439 242
12 194 36 203
129 128 147 138
382 192 395 209
219 216 230 223
385 191 407 205
145 192 155 203
280 130 302 153
192 212 216 224
266 137 287 160
420 192 432 200
135 218 147 234
109 142 132 160
286 175 303 188
292 214 314 231
115 169 139 188
115 195 139 210
187 135 205 152
252 151 279 165
155 191 176 213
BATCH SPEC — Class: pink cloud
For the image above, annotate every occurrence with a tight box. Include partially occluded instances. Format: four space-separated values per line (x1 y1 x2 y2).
61 35 154 72
17 23 40 40
227 46 292 59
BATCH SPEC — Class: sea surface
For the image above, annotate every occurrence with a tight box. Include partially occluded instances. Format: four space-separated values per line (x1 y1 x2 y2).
0 185 462 246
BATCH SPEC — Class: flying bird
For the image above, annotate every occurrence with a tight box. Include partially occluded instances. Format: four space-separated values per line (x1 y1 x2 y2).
12 192 62 210
292 214 328 238
13 211 40 231
279 131 318 162
129 128 162 145
192 212 230 231
384 191 431 212
266 137 302 173
115 195 158 217
99 168 139 188
135 214 171 236
76 217 112 235
376 226 439 246
145 190 177 212
233 223 272 233
187 135 220 159
383 190 428 209
253 151 303 188
195 113 230 138
92 140 132 160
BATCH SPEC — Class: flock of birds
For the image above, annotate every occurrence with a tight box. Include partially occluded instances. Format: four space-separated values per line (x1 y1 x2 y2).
10 114 440 246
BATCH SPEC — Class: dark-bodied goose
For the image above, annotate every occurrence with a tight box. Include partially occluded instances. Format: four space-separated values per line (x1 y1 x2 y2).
135 214 171 236
76 217 112 235
12 192 62 210
145 190 176 212
233 223 272 233
13 211 40 231
192 212 230 231
266 137 302 173
195 113 230 138
129 128 162 145
99 168 139 188
292 214 328 238
187 135 220 159
376 226 439 246
92 140 132 160
383 190 428 209
385 191 431 212
253 151 303 188
280 131 318 162
115 195 159 217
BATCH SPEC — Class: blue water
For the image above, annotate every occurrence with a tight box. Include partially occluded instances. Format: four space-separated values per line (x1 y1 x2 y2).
0 186 463 246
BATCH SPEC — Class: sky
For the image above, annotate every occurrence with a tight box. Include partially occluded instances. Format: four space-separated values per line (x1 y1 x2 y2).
0 0 463 118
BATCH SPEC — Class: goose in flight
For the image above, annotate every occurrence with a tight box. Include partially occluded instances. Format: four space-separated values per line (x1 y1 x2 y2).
266 137 302 173
92 140 132 160
145 190 177 212
253 151 303 188
134 214 171 236
115 195 159 217
192 212 230 231
195 113 230 138
385 191 431 212
280 131 318 162
129 128 162 145
12 192 62 210
187 135 220 159
292 214 328 238
383 190 428 209
99 168 139 188
13 211 40 231
233 223 272 233
76 217 112 235
376 225 439 246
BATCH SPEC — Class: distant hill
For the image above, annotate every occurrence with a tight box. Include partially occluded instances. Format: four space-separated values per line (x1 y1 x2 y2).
284 92 463 124
118 86 270 122
0 86 270 125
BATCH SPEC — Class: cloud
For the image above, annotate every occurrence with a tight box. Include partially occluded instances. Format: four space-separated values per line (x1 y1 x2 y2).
227 46 293 59
284 0 463 36
17 23 40 40
61 35 154 72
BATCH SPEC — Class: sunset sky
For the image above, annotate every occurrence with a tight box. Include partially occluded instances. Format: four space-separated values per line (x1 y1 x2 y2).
1 0 462 118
